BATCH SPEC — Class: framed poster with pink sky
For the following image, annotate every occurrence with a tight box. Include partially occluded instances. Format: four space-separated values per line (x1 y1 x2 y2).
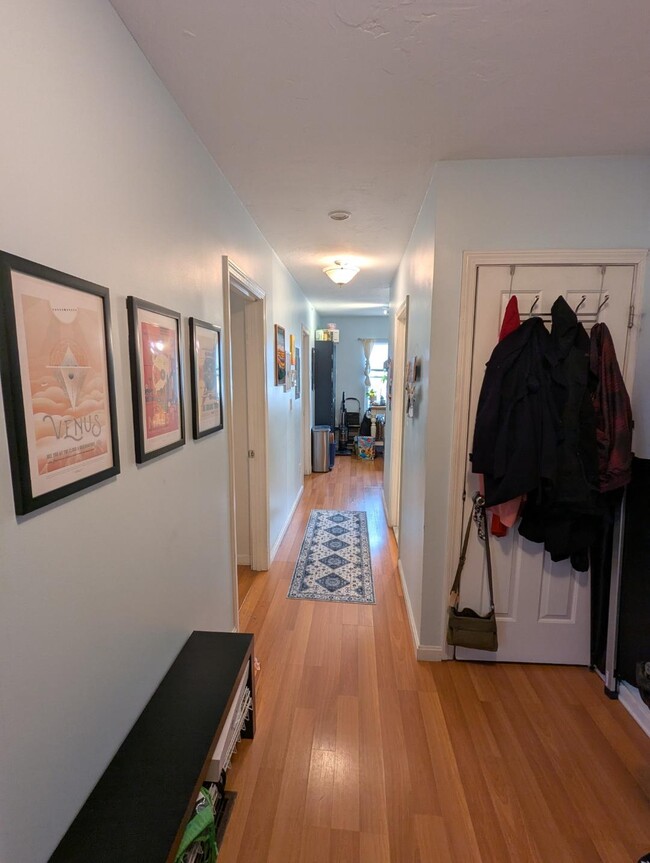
0 251 120 514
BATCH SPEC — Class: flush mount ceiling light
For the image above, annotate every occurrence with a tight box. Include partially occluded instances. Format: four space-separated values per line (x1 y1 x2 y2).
323 260 360 286
328 210 351 221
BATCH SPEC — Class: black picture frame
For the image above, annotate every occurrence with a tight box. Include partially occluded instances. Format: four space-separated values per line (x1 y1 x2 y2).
189 317 223 439
0 251 120 515
127 296 185 463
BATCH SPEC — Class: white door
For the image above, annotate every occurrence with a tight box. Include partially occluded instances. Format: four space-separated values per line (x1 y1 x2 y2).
456 263 636 663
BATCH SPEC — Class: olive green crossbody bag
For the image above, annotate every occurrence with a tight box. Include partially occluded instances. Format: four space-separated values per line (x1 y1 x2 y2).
447 492 498 652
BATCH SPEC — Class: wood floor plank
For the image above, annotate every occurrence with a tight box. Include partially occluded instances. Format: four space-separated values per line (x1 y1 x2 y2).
331 695 361 832
220 456 650 863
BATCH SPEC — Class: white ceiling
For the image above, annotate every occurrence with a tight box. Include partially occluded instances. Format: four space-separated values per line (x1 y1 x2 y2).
110 0 650 317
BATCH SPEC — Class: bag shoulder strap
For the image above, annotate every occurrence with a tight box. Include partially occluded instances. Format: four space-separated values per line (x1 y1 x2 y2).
449 502 475 606
449 493 496 611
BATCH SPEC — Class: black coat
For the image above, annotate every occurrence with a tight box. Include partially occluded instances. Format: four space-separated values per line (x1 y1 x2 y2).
471 316 564 507
518 297 601 570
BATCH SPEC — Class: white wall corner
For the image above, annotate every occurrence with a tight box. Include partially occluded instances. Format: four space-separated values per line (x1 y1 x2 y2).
397 558 444 662
618 682 650 738
237 554 251 566
271 484 304 561
381 487 390 525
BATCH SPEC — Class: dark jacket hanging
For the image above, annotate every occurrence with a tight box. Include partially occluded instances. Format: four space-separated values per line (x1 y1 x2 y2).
471 316 564 507
589 322 633 492
518 297 601 570
589 321 633 667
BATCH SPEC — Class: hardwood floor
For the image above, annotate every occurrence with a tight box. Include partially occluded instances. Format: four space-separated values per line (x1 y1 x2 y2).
222 456 650 863
238 565 256 608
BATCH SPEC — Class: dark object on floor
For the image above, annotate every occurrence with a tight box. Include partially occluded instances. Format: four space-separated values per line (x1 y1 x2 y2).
617 457 650 688
215 791 237 848
637 854 650 862
637 661 650 709
590 488 623 670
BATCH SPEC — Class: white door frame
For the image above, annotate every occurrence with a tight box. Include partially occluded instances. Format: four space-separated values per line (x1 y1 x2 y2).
389 297 409 540
301 325 312 475
222 256 271 630
443 248 647 648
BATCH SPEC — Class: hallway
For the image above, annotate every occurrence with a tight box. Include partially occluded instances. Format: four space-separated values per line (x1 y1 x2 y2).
223 456 649 862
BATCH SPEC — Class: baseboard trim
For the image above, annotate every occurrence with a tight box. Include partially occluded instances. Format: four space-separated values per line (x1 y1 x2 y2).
618 681 650 738
237 553 251 566
417 644 445 662
270 484 304 562
397 558 444 662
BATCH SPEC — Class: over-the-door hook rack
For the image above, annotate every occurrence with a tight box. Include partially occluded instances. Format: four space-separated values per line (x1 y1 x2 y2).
529 295 539 315
574 295 587 314
596 293 610 317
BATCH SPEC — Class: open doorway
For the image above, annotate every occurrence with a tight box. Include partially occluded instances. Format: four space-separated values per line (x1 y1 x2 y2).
388 297 408 544
222 257 270 628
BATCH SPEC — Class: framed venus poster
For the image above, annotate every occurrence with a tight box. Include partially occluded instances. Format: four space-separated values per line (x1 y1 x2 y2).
189 318 223 439
0 252 120 515
127 296 185 462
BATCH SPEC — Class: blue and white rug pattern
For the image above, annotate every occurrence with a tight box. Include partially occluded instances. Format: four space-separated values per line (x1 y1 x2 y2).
288 509 375 604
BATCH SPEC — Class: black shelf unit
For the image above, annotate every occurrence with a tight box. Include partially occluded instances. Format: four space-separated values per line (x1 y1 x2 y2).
48 631 255 863
314 341 336 429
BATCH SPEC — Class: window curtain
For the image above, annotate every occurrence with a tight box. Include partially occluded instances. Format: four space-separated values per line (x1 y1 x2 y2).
360 339 375 386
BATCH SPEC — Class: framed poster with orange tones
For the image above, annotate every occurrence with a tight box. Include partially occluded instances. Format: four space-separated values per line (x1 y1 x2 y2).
0 251 120 515
275 324 286 386
127 296 185 462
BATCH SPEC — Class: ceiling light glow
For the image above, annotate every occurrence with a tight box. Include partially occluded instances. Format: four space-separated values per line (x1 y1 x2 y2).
322 260 360 286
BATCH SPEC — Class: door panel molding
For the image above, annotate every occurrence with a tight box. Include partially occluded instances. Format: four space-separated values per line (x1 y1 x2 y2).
444 249 647 661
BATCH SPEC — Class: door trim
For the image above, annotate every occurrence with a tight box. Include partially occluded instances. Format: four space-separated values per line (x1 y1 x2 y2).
389 297 409 537
443 248 648 650
222 256 270 631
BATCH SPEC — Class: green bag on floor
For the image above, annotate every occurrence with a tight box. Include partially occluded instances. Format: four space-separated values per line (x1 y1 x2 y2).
175 787 218 862
447 493 498 652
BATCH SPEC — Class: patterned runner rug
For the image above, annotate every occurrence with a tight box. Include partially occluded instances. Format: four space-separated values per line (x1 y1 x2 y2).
288 509 375 604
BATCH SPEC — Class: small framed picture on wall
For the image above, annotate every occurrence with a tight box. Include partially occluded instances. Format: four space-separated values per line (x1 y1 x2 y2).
189 317 223 439
127 296 185 462
275 324 286 386
295 346 301 399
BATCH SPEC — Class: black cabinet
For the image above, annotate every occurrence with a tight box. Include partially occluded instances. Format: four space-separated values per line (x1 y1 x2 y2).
48 631 255 863
617 457 650 687
314 341 336 429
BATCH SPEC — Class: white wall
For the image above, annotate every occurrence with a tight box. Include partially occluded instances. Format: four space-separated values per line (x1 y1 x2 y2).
267 255 318 558
0 1 314 859
320 316 390 417
418 157 650 649
385 179 437 649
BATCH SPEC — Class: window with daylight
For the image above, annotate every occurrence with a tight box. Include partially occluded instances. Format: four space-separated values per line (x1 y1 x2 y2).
367 341 388 404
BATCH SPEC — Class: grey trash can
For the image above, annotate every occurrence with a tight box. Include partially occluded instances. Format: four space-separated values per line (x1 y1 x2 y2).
312 425 330 473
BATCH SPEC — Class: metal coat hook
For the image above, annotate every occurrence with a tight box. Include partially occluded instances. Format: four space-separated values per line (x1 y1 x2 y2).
574 295 587 314
529 295 539 315
508 265 516 297
596 293 610 319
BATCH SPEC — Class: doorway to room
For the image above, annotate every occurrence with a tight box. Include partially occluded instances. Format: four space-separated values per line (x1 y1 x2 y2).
222 257 270 625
